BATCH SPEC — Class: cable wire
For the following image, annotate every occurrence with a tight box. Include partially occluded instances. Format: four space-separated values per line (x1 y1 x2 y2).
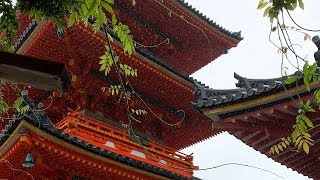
4 160 34 180
134 38 170 48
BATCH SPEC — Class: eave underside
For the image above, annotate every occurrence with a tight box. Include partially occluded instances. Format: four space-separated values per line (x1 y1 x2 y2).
204 89 318 179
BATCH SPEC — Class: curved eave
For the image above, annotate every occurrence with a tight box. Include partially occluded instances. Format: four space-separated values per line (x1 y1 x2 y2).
95 23 193 84
0 118 195 180
15 19 47 55
174 0 243 44
193 72 315 120
204 82 316 120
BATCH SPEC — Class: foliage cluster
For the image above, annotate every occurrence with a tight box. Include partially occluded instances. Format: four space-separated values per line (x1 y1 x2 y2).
0 0 141 117
257 0 320 155
258 0 304 23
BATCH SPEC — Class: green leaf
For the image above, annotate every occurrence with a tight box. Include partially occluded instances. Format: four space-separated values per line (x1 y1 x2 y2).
106 0 114 4
310 62 317 75
285 2 295 10
270 147 275 154
315 90 320 103
305 139 313 146
100 54 107 60
99 63 106 71
81 4 88 15
20 105 30 114
284 76 298 84
275 146 279 154
305 100 311 107
99 59 107 64
0 99 8 113
112 14 117 25
303 61 309 74
13 97 23 112
292 129 299 141
284 139 290 145
292 1 297 9
97 7 106 26
299 120 307 132
303 141 309 154
281 142 287 148
85 0 91 7
257 0 267 9
302 132 311 138
303 135 313 142
86 0 99 17
263 6 271 17
304 76 311 91
68 12 76 28
298 0 304 9
74 12 80 24
301 114 313 128
101 2 114 14
298 139 304 150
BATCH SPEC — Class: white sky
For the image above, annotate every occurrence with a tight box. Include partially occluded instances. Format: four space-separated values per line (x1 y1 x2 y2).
181 0 320 180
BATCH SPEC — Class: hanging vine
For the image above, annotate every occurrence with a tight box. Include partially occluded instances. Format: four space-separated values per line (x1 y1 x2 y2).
256 0 320 154
0 0 138 116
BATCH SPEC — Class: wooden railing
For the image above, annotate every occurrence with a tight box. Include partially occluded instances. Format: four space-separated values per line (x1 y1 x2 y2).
56 111 197 177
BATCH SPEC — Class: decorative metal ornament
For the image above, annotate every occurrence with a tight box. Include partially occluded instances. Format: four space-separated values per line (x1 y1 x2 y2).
22 153 35 168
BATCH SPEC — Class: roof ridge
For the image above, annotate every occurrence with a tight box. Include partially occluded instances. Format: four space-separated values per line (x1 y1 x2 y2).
193 72 302 109
175 0 243 41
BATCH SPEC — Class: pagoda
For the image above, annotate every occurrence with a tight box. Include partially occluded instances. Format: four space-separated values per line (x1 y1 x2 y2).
0 0 242 179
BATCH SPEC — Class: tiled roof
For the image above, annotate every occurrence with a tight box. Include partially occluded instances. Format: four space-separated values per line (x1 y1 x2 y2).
14 19 37 52
193 72 302 109
175 0 243 41
0 92 199 180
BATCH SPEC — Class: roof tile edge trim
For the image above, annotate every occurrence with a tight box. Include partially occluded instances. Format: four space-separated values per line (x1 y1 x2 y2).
175 0 243 41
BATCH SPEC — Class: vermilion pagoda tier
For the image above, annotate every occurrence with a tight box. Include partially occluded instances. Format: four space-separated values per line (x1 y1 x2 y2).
0 0 241 179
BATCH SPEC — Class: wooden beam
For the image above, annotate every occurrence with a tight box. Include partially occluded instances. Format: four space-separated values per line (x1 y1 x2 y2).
0 51 71 93
212 120 289 138
241 131 261 142
269 108 296 121
278 104 298 116
203 83 316 118
257 138 282 152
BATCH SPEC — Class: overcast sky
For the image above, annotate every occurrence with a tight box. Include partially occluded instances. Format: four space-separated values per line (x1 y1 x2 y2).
181 0 320 180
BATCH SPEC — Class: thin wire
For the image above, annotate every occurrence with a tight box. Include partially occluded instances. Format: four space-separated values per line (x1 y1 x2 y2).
112 45 186 127
130 133 283 179
32 96 53 112
281 11 300 70
126 80 185 127
151 0 214 60
4 160 34 180
277 19 306 63
134 38 169 48
105 18 170 49
30 110 47 141
276 21 301 105
99 6 279 178
284 6 320 32
102 25 133 132
102 20 281 179
197 163 284 179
